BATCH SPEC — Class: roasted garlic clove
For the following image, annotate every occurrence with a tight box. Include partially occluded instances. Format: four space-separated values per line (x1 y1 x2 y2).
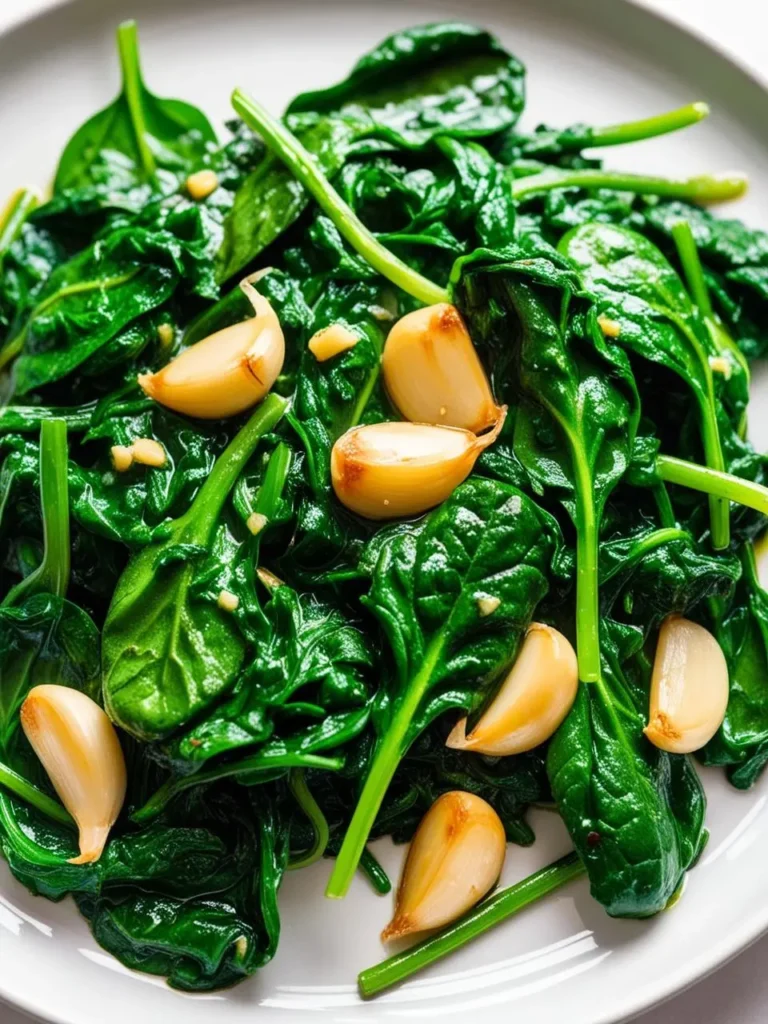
331 412 505 520
138 274 285 419
308 323 360 362
21 685 127 864
446 623 578 756
644 614 729 754
381 303 500 433
382 791 506 941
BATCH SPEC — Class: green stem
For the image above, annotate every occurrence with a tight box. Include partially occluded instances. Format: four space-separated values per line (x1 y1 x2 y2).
588 102 709 148
359 848 392 894
653 297 729 549
653 483 677 529
326 635 447 899
672 219 713 316
255 442 292 519
175 393 287 545
131 751 343 824
287 769 330 870
0 187 39 262
602 527 689 584
658 455 768 517
349 328 385 429
231 90 448 306
0 268 141 371
698 391 730 550
673 218 750 438
512 168 747 205
4 420 70 607
116 21 156 178
572 449 601 684
0 762 73 827
358 853 585 998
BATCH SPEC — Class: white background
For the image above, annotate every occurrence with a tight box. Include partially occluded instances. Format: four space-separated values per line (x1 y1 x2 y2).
0 0 767 1021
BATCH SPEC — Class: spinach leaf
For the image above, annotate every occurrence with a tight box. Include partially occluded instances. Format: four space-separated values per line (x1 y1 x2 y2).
103 395 286 741
78 791 288 992
327 477 555 896
170 582 372 766
216 116 360 284
54 21 216 198
1 217 216 394
548 622 707 916
287 23 526 148
561 222 729 547
701 545 768 787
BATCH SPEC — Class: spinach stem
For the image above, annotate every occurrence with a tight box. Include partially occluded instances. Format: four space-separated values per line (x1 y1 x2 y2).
0 187 39 261
349 326 385 429
601 527 689 583
0 761 73 827
652 300 729 548
358 852 585 998
4 420 70 607
512 168 747 204
653 483 677 528
326 635 447 898
658 455 768 517
672 218 750 436
588 102 709 149
287 769 330 870
231 90 449 306
672 219 713 316
131 751 344 823
359 848 392 894
116 21 156 178
175 393 287 545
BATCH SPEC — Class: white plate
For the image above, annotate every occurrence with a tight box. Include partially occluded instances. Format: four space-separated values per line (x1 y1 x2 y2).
2 1 768 1022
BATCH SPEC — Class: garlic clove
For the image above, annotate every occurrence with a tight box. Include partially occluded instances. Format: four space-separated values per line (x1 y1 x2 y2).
186 169 219 200
21 685 127 863
382 791 506 941
446 623 578 756
382 303 500 433
644 614 729 754
308 323 360 362
138 275 285 419
331 410 506 520
131 438 167 468
111 445 134 472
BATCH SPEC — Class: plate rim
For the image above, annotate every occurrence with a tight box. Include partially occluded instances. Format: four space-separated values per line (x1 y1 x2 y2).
0 2 767 1022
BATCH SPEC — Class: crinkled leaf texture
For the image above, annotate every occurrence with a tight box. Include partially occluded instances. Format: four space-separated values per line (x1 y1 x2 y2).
363 475 555 741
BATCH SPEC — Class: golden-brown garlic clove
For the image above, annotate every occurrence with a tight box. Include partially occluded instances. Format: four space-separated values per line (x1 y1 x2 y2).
446 623 578 756
21 685 127 864
331 411 505 520
644 614 729 754
382 303 500 433
382 791 506 941
138 274 285 419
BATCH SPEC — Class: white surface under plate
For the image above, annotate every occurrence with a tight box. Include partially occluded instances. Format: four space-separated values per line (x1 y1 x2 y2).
3 0 768 1022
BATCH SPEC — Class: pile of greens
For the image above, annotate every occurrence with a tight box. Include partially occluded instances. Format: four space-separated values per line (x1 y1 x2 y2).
2 17 768 995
